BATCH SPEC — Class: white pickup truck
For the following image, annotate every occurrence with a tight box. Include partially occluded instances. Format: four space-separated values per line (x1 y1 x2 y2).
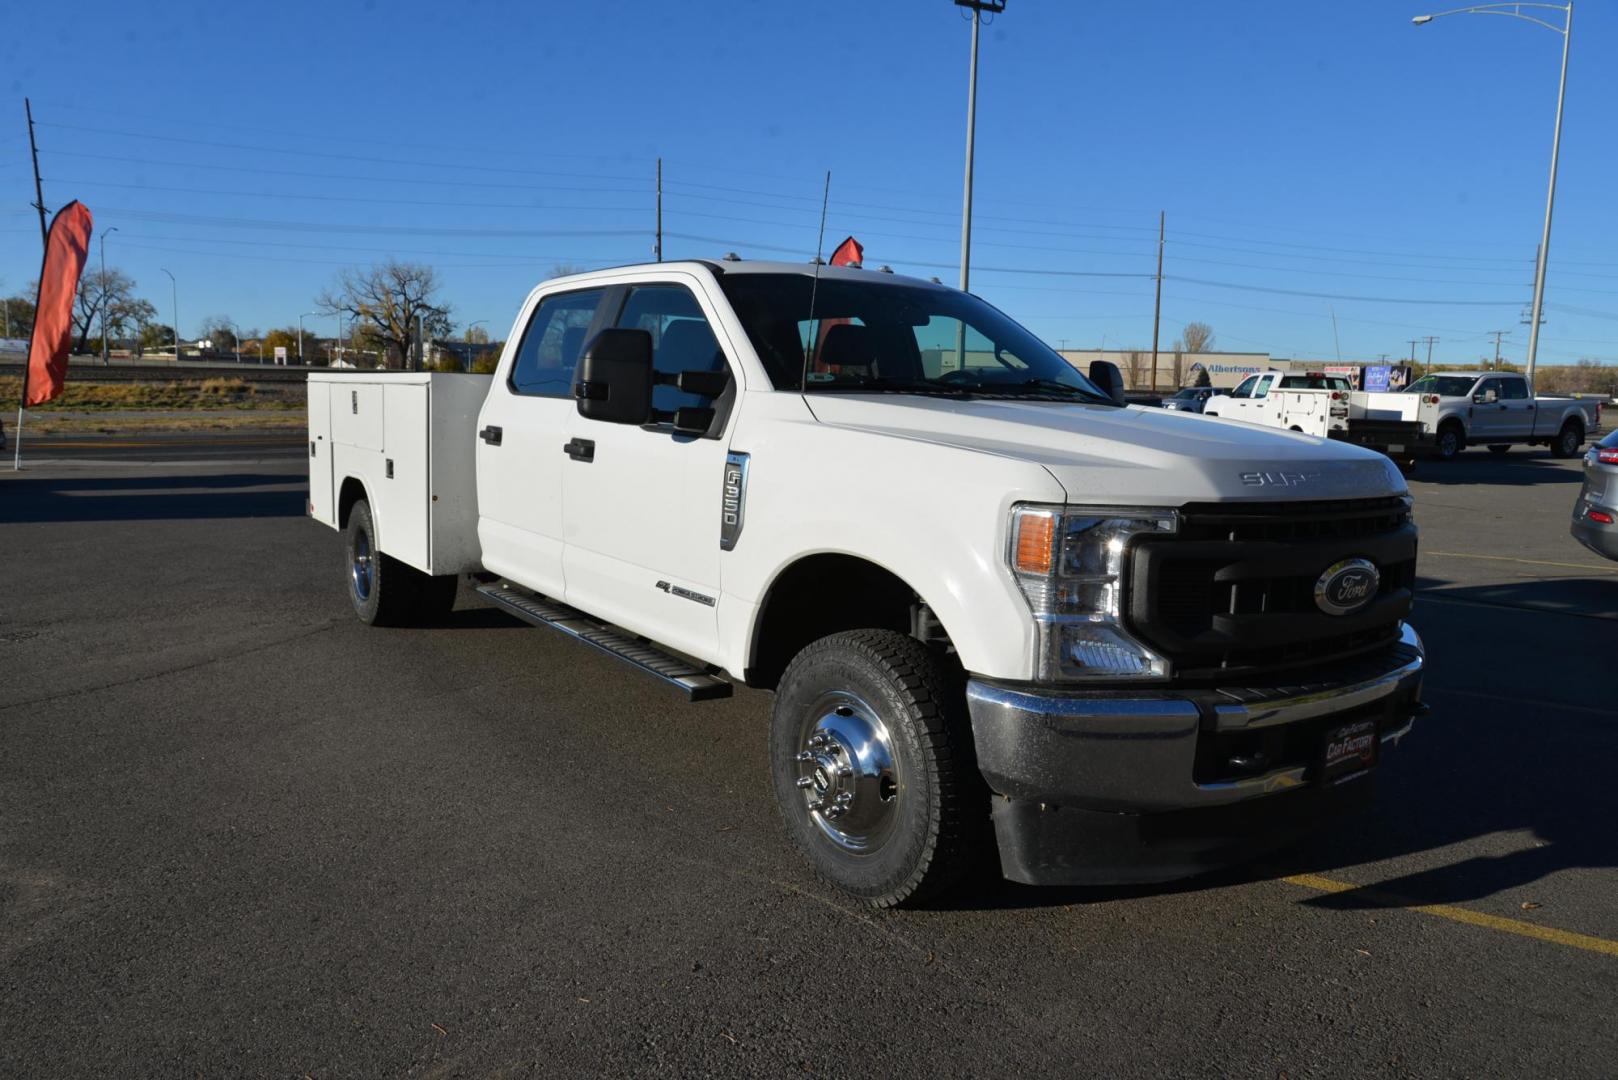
1203 371 1432 467
1373 370 1603 461
306 260 1426 907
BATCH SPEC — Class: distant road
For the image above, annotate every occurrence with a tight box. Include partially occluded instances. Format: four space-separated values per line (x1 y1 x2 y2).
9 430 305 464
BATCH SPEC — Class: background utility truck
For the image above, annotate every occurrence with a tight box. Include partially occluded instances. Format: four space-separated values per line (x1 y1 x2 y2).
306 260 1427 908
1361 371 1603 461
1203 371 1432 467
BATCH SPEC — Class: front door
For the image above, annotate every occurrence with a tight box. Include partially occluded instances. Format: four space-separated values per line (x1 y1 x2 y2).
476 286 609 599
561 277 739 662
1469 377 1509 440
1496 376 1535 438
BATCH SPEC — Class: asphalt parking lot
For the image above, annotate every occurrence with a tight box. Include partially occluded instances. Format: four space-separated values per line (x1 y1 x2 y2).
3 444 1615 1077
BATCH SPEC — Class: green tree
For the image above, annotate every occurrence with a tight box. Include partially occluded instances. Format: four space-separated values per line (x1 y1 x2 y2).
3 294 36 340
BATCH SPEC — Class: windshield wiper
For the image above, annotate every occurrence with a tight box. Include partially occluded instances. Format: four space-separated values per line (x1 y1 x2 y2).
976 377 1115 404
805 376 976 397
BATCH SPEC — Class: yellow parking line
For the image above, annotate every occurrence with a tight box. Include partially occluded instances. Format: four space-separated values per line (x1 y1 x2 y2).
1281 873 1618 959
1424 550 1618 573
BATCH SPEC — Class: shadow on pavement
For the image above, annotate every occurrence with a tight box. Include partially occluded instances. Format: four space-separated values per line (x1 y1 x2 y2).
1413 452 1584 487
1 473 306 523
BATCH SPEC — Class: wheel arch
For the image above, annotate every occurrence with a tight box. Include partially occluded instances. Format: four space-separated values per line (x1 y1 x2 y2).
744 552 959 691
337 475 371 530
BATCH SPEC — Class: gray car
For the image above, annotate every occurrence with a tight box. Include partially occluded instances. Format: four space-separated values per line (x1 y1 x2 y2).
1570 427 1618 560
1161 386 1225 414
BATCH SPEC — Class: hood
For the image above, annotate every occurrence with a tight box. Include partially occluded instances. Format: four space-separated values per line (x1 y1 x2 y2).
804 395 1405 505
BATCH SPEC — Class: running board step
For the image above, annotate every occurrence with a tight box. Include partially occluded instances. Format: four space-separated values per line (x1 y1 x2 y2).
475 582 733 702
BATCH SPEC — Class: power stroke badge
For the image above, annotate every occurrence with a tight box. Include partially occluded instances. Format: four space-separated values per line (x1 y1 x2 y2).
1314 557 1380 617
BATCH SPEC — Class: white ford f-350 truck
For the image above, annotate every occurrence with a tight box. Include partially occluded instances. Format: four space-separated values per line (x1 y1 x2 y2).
306 260 1426 907
1371 370 1602 461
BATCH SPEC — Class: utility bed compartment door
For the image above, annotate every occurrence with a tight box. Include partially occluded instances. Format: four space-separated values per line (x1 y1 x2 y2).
307 383 335 525
332 383 385 451
381 383 430 570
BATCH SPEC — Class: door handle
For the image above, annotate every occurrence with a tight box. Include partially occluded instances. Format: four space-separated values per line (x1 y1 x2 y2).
564 437 595 462
480 425 503 446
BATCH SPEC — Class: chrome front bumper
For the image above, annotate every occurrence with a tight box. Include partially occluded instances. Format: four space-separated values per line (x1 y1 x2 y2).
965 623 1425 815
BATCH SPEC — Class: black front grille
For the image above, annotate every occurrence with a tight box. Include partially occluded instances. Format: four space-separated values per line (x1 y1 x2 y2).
1130 497 1416 681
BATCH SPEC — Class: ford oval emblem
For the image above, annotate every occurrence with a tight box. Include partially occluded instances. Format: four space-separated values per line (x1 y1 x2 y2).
1314 558 1380 617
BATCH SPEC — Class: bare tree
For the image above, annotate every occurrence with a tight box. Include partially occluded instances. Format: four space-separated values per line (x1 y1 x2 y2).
1121 350 1145 388
465 324 491 345
70 267 139 354
1173 321 1215 354
317 260 452 371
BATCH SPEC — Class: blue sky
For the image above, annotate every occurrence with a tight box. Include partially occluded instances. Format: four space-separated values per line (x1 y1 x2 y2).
4 0 1615 366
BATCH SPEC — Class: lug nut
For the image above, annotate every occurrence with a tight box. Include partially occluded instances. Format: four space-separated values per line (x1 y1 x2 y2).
796 776 814 789
796 751 814 762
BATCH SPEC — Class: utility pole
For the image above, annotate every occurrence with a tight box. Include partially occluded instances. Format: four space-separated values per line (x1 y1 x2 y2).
1149 210 1164 393
1408 339 1420 364
25 99 47 249
655 157 663 263
955 0 1005 293
1488 329 1510 370
1421 335 1439 368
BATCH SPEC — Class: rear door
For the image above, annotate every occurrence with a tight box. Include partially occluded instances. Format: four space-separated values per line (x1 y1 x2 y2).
561 276 738 661
475 286 609 599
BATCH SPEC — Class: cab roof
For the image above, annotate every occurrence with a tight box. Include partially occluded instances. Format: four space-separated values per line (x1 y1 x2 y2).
547 258 948 292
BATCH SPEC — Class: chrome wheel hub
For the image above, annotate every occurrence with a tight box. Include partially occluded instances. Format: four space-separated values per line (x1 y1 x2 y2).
351 532 373 601
795 694 900 853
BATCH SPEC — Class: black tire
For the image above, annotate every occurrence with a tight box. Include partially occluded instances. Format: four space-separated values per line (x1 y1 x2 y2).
1487 444 1510 455
771 629 986 908
1550 421 1583 459
344 499 458 626
1435 422 1465 461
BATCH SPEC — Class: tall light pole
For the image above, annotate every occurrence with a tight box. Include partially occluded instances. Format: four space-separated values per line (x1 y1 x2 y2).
98 226 119 365
159 268 179 361
228 319 241 364
1413 2 1572 385
465 319 488 370
954 0 1006 294
299 312 318 365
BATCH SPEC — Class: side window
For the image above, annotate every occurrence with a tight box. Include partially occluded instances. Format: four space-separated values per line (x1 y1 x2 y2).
1231 376 1257 399
1253 375 1275 399
509 288 606 397
1475 378 1501 401
1500 378 1529 400
614 285 730 413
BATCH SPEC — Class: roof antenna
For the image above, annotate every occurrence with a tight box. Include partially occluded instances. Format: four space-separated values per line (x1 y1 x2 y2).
800 170 831 395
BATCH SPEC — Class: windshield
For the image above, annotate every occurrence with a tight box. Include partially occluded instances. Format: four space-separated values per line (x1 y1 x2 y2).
1406 375 1477 397
715 273 1113 403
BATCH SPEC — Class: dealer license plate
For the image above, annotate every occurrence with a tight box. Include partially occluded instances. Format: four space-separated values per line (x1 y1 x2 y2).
1388 444 1405 453
1320 719 1378 784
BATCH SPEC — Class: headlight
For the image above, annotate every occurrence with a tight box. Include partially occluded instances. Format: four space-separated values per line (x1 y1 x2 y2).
1008 504 1178 681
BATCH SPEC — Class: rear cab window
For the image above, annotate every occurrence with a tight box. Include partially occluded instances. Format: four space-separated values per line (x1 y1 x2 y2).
509 289 607 398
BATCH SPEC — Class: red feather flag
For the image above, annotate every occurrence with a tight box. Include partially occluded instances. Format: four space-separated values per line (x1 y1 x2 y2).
24 201 94 407
829 236 863 267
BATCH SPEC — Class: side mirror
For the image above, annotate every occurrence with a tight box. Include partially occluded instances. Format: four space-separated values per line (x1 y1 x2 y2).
671 406 716 436
1474 390 1497 405
1088 360 1127 406
575 329 653 424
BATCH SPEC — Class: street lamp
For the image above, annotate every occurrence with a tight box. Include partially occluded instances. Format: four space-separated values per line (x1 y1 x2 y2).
159 268 179 361
228 319 241 364
98 226 119 365
1413 2 1572 385
465 319 488 370
299 311 318 365
954 0 1006 295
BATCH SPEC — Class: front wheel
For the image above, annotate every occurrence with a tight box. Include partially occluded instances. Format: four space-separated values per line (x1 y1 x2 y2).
770 630 987 908
1551 422 1583 459
1435 423 1465 461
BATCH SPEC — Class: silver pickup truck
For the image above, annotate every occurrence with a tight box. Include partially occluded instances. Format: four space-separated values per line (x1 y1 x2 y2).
1377 371 1602 461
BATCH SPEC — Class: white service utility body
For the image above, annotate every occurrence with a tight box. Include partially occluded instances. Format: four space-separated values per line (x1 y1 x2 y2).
1201 371 1433 465
307 260 1427 908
